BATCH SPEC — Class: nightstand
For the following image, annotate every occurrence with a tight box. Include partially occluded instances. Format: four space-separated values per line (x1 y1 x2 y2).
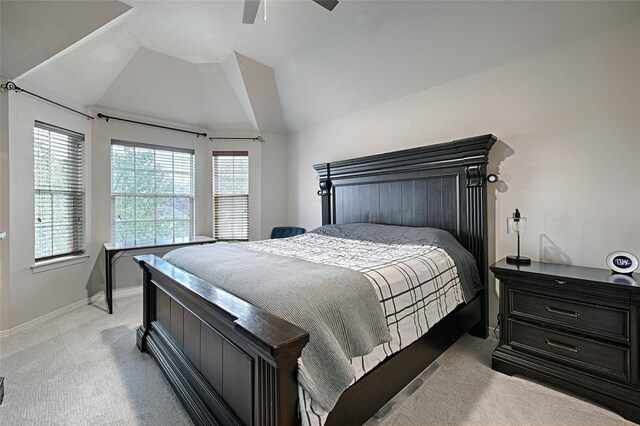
490 259 640 423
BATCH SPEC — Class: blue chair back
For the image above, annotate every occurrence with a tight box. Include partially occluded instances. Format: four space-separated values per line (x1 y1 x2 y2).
271 227 305 239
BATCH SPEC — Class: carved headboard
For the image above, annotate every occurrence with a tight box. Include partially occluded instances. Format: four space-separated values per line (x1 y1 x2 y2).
313 134 495 334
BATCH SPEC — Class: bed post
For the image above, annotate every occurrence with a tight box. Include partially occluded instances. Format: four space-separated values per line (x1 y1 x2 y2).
136 264 155 352
465 164 490 339
134 255 309 425
314 163 333 225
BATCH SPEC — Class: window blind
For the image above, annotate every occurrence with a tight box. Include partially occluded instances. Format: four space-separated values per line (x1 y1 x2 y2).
34 121 85 261
111 140 195 244
212 151 249 241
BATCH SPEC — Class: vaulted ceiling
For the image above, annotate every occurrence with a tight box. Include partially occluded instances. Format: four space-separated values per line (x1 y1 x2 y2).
2 1 639 135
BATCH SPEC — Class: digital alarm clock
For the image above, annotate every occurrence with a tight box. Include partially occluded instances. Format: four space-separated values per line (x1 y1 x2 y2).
606 251 639 275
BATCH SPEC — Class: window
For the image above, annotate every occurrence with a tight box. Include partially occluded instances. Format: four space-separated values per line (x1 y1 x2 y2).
212 151 249 241
110 140 195 244
34 121 85 261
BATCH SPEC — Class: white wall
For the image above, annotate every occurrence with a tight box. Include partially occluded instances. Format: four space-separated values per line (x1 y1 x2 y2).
0 76 11 331
260 133 289 237
287 22 640 327
7 93 94 328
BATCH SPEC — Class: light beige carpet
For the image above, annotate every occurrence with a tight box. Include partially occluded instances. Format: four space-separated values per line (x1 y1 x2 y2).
370 334 631 426
0 293 632 425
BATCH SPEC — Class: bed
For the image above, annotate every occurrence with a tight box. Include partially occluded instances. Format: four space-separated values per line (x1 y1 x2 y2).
134 134 496 425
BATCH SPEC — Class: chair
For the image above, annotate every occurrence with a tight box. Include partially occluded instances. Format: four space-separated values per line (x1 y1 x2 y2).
270 227 305 239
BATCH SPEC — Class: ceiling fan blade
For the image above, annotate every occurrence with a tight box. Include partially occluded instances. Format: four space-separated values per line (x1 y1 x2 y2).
243 0 261 24
312 0 339 12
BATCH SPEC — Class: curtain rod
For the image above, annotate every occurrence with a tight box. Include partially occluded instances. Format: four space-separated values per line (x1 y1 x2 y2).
1 81 95 120
97 113 264 142
209 136 265 143
97 113 207 138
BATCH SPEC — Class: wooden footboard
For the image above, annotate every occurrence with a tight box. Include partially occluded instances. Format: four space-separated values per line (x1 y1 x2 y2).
134 255 309 426
135 254 483 426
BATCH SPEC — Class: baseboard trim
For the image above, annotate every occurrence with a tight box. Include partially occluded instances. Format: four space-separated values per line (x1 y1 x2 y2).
88 286 142 305
490 326 499 337
0 286 142 340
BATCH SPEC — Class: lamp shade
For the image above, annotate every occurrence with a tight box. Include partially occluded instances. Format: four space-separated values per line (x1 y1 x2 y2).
507 209 527 234
506 208 531 265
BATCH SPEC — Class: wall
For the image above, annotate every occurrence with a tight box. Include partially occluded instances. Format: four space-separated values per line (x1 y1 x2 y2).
260 133 288 237
0 76 10 331
287 22 640 327
7 93 94 328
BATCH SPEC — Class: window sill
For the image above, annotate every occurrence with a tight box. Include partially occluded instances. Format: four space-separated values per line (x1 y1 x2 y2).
31 254 90 274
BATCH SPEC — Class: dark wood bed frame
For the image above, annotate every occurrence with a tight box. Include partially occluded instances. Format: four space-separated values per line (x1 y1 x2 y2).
134 134 496 425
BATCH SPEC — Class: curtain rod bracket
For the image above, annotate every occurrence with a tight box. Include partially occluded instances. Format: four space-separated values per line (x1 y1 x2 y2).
3 81 17 91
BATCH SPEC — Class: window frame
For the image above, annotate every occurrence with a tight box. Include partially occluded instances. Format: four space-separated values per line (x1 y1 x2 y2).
110 139 196 245
212 151 249 242
33 120 86 262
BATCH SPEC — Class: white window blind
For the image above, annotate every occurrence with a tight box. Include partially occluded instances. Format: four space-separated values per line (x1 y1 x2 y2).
34 121 85 261
111 140 195 244
212 151 249 241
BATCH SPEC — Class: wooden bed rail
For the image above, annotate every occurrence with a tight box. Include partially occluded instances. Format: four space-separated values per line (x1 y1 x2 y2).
135 255 309 425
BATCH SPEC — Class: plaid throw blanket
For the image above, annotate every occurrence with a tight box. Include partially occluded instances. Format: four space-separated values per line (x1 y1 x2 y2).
241 233 466 352
240 232 467 426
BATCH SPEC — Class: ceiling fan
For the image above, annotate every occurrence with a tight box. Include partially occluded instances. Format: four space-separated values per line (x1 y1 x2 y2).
243 0 339 24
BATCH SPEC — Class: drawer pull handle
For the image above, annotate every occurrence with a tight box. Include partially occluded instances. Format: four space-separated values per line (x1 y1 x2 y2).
545 306 580 318
545 339 579 353
555 280 567 284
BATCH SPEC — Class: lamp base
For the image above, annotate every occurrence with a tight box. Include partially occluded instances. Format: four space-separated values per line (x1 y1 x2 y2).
507 255 531 265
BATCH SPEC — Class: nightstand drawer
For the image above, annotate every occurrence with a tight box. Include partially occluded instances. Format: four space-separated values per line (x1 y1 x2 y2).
510 290 629 341
508 319 630 382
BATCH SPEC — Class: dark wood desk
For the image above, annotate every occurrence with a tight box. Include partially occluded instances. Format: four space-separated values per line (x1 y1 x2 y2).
103 236 215 314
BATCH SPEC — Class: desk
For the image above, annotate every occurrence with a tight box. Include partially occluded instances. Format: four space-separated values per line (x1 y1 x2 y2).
103 236 215 314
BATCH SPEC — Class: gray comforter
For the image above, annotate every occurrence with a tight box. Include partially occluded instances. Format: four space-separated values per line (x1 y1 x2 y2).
163 243 391 411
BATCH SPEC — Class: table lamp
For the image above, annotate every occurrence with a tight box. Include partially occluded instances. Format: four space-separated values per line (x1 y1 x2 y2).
506 208 531 265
